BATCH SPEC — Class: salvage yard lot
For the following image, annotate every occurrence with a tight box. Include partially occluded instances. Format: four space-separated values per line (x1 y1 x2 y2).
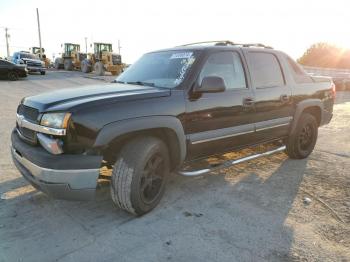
0 71 349 262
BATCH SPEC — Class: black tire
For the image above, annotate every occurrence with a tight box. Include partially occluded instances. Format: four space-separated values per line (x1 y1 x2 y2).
54 58 61 69
8 71 18 81
40 71 46 75
94 62 105 76
64 59 73 71
81 59 92 73
110 137 170 216
285 113 318 159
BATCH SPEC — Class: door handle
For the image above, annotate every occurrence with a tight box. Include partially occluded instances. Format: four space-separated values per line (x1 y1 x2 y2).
243 97 255 107
280 94 289 102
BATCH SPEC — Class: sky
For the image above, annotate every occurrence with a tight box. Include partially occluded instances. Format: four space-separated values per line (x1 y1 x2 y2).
0 0 349 64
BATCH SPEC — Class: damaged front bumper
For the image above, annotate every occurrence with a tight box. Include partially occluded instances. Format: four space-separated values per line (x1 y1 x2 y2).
11 130 102 200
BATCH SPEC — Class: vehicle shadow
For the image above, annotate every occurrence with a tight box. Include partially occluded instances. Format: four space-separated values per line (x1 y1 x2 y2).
0 152 307 261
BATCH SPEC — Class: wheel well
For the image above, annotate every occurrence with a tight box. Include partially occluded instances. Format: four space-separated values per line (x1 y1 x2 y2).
302 106 321 126
102 128 182 171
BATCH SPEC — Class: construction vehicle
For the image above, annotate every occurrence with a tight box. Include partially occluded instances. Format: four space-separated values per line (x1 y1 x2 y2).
81 42 123 76
54 43 86 70
30 47 51 68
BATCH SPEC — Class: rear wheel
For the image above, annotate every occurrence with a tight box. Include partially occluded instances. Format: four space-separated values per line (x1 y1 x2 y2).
94 62 105 76
64 59 73 71
110 137 170 216
285 113 318 159
54 58 62 69
40 71 46 75
8 71 18 81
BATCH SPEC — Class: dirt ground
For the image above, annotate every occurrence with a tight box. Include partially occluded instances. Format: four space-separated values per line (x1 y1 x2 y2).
0 71 349 262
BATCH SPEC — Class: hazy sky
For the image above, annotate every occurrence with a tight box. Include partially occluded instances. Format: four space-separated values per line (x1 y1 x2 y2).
0 0 349 63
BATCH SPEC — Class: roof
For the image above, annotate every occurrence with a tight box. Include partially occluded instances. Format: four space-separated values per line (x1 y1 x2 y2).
151 40 279 53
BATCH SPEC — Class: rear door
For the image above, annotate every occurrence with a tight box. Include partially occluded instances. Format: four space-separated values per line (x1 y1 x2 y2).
244 50 293 142
185 50 256 160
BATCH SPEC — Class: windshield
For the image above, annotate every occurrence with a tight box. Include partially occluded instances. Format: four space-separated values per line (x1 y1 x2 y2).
20 53 37 60
116 50 199 88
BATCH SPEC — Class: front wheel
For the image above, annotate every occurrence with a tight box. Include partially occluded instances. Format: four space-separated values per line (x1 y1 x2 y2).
285 113 318 159
8 71 18 81
94 62 105 76
110 137 170 216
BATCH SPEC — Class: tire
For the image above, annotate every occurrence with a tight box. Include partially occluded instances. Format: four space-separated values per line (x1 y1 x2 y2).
81 59 92 73
94 62 105 76
54 58 61 69
64 59 73 71
110 137 170 216
285 113 318 159
40 71 46 75
8 71 18 81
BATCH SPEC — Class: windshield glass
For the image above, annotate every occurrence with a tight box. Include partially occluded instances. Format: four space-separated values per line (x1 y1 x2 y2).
20 53 37 60
116 50 199 88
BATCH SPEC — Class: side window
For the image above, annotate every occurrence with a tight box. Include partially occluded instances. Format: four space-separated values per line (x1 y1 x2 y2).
285 56 313 84
199 52 246 90
248 52 285 88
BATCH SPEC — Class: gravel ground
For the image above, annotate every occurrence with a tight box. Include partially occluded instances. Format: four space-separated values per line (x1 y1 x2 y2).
0 71 349 262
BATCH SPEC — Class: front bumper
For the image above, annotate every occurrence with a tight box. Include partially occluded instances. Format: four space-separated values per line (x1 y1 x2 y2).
27 66 46 73
11 130 103 200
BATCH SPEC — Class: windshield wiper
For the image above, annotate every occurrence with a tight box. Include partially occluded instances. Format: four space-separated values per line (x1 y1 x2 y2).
126 81 155 87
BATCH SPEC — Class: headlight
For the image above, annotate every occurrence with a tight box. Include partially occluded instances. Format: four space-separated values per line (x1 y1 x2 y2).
40 113 71 129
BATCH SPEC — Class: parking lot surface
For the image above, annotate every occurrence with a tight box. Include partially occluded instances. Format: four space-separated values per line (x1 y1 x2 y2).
0 71 349 262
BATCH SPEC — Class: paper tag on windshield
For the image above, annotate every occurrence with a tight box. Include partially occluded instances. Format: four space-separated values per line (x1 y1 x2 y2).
170 52 193 59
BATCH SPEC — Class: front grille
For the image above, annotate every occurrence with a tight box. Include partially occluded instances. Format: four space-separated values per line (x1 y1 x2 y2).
26 61 42 67
112 54 122 65
19 127 36 141
17 104 39 123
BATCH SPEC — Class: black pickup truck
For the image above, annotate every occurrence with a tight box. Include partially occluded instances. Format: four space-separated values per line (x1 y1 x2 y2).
11 41 335 215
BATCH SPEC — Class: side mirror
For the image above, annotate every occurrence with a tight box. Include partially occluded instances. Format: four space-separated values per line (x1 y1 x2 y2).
196 76 226 93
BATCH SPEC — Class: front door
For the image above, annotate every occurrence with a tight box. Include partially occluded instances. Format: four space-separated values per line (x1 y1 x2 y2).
185 50 256 160
0 60 9 77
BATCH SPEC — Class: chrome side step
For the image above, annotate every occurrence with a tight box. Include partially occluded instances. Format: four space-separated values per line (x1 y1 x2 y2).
178 145 286 177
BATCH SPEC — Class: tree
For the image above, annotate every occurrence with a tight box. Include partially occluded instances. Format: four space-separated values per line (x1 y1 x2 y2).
298 43 350 69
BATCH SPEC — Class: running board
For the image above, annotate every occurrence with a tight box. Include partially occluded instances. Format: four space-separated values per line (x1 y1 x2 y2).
178 145 286 177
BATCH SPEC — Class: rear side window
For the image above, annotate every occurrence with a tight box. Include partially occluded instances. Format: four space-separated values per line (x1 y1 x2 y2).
285 56 313 84
248 52 285 88
199 52 246 90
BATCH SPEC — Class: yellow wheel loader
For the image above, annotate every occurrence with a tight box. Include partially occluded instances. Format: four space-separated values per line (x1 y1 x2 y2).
30 47 51 68
81 43 123 76
54 43 86 71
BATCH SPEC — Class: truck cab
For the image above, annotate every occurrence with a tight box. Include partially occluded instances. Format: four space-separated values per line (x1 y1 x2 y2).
11 41 335 216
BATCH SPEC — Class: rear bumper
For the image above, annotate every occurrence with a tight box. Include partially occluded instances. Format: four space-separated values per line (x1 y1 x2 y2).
11 130 102 200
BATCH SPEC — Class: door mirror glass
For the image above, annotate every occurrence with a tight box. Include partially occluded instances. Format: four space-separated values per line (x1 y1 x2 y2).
197 76 226 93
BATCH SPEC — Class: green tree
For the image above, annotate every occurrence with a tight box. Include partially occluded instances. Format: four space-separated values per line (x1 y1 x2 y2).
298 43 350 69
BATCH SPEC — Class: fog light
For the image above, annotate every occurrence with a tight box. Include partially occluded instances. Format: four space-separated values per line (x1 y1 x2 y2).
37 133 63 155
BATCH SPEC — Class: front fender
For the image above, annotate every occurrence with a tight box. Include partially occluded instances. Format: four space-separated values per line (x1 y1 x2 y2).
93 116 187 164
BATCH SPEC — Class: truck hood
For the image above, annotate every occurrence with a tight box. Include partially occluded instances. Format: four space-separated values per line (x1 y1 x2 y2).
22 83 171 112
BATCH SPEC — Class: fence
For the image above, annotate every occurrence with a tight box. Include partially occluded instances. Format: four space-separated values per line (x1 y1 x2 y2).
303 66 350 80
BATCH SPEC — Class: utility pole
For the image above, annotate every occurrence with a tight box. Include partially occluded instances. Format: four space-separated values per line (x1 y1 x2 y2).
118 39 121 55
36 8 43 58
5 28 10 59
84 37 88 53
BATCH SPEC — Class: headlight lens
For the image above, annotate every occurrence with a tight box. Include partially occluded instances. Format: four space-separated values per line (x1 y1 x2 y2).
40 113 71 129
